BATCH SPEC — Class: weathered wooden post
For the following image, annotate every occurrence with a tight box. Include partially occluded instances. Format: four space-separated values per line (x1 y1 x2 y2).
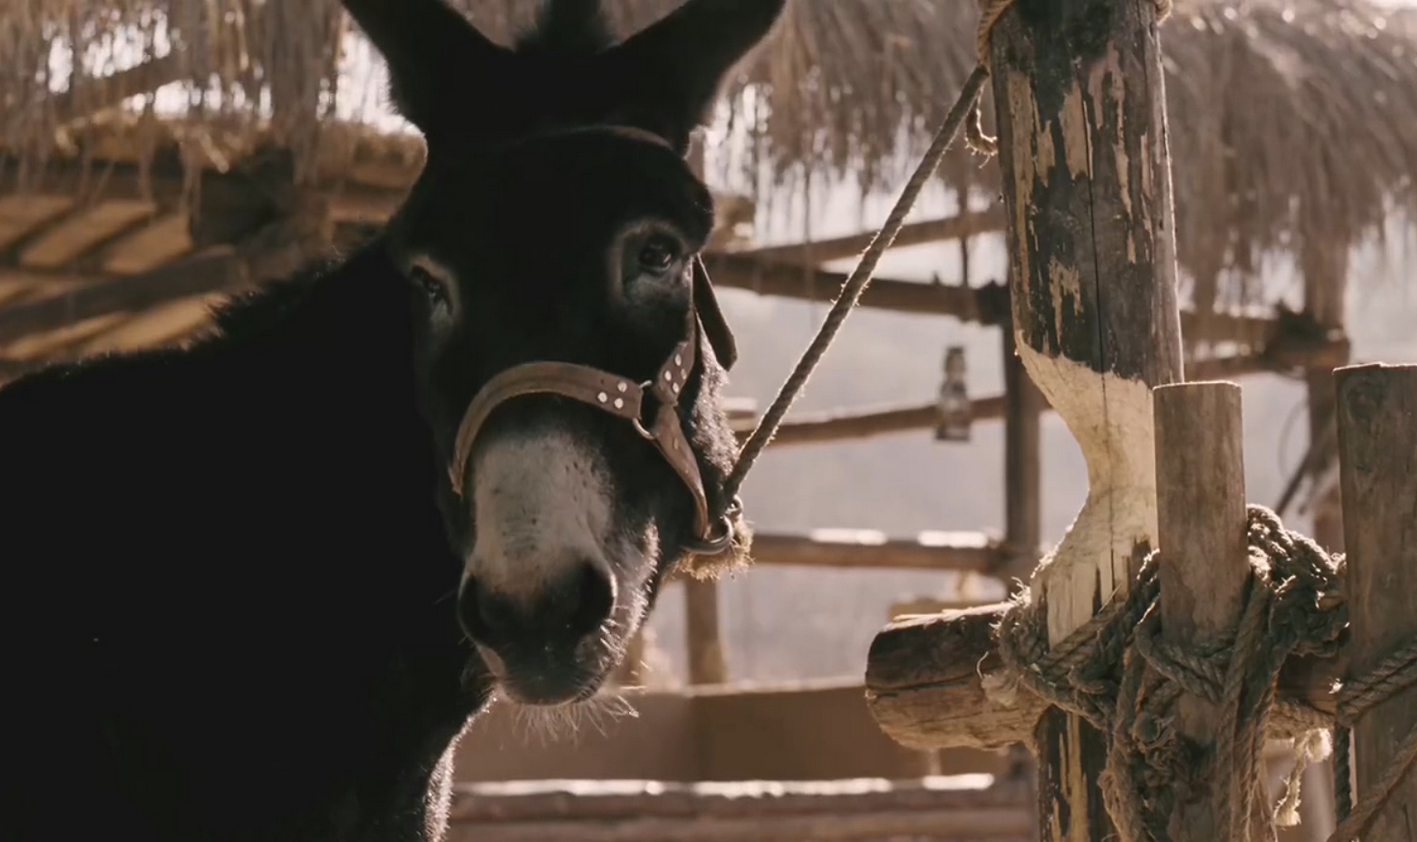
1335 363 1417 840
983 0 1182 837
1153 381 1250 839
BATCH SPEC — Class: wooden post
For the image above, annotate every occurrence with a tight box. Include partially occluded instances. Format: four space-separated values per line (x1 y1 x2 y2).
1336 363 1417 840
683 130 728 686
684 580 728 685
1002 318 1043 586
984 1 1183 838
1153 381 1250 839
1302 247 1350 555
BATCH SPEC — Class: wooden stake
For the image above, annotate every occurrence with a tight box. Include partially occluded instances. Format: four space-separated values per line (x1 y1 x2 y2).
984 1 1184 838
1153 381 1250 840
1336 363 1417 840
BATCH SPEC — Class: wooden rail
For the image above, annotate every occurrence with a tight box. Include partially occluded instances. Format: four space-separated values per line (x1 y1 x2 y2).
446 775 1033 842
751 529 1006 573
728 340 1349 449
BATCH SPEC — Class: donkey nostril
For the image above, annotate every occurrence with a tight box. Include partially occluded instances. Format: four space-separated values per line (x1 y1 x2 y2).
457 575 507 644
567 561 615 638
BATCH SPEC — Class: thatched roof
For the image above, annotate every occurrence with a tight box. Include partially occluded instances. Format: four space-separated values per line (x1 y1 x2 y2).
3 0 1416 309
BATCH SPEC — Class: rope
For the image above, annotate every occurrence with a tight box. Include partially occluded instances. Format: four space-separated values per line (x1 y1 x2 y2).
725 0 1174 499
985 505 1417 842
723 64 989 500
1326 634 1417 842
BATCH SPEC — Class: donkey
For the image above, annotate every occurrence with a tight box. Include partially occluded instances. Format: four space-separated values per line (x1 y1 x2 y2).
0 0 784 840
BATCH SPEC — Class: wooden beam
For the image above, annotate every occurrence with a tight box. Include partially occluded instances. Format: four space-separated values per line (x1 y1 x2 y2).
52 54 184 123
704 251 1274 343
0 249 243 345
737 342 1347 449
1336 363 1417 840
446 776 1033 842
0 211 330 349
984 1 1184 838
750 529 1005 573
1153 382 1251 840
863 602 1346 753
739 205 1008 266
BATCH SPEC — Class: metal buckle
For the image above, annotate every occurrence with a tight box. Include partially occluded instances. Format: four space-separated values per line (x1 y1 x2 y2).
630 380 656 440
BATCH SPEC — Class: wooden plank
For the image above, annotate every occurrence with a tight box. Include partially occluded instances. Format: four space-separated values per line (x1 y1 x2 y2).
0 248 243 345
1153 381 1250 840
101 213 195 275
984 0 1184 838
446 775 1032 842
1336 363 1417 840
19 199 157 269
740 205 1008 265
751 529 1004 573
0 196 76 252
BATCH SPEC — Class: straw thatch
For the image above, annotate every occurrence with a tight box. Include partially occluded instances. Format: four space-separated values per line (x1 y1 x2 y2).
3 0 1417 306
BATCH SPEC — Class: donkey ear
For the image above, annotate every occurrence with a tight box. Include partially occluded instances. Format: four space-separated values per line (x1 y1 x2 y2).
605 0 787 150
342 0 511 134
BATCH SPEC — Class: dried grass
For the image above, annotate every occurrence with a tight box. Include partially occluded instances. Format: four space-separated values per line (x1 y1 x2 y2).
2 0 1416 313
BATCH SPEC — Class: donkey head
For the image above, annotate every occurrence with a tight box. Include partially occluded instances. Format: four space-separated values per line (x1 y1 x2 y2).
343 0 784 706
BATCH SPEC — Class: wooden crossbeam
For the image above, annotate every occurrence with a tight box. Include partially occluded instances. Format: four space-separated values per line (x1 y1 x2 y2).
703 253 1275 343
728 340 1350 449
738 205 1008 266
52 55 184 123
751 529 1005 573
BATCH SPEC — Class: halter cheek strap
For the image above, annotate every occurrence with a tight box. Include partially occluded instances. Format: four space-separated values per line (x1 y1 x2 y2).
447 288 738 554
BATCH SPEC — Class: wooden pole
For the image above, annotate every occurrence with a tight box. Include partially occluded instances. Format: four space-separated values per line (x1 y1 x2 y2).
684 132 727 686
1335 363 1417 840
984 1 1184 838
1302 247 1350 554
1001 319 1043 585
1153 381 1250 840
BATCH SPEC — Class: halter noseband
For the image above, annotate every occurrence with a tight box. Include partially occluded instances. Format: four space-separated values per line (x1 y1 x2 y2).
445 256 739 556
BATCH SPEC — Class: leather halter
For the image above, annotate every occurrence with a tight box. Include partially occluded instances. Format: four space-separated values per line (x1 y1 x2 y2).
445 254 740 555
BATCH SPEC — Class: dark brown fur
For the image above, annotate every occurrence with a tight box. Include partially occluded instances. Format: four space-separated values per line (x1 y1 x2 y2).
0 1 784 840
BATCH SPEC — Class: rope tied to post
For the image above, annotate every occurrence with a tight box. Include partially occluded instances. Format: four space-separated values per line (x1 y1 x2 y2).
987 505 1410 842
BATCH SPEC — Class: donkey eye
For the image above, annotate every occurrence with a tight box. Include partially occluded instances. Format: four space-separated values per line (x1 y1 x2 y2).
637 236 679 275
409 265 451 310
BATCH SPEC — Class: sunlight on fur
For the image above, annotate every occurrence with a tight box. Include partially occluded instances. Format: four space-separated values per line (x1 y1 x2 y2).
503 690 642 747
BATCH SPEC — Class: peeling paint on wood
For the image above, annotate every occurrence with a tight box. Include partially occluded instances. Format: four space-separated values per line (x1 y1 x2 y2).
985 0 1184 838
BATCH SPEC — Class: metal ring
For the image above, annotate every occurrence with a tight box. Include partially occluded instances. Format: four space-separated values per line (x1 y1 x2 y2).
681 496 744 556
